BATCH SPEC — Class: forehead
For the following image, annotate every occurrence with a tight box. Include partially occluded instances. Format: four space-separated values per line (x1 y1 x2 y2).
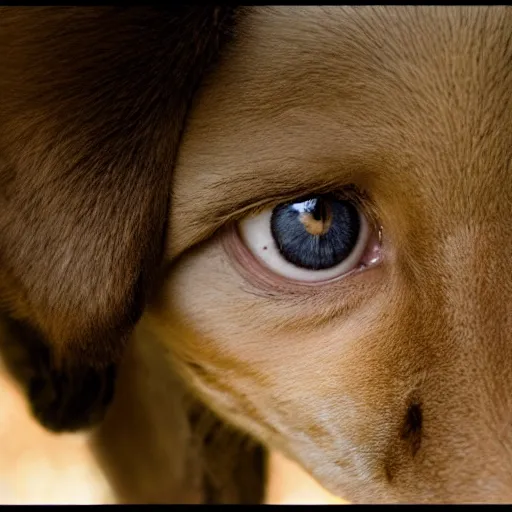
168 6 512 259
222 6 508 113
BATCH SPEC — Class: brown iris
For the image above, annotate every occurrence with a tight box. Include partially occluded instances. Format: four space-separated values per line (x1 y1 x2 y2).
299 199 333 236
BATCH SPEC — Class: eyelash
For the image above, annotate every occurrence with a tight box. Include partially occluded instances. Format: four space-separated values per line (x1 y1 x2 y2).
222 184 381 237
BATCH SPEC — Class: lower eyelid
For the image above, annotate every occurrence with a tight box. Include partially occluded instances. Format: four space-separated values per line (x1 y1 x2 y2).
223 224 315 291
222 222 382 293
217 225 387 338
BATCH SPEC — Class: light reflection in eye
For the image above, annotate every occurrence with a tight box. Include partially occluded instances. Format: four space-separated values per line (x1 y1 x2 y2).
291 199 318 214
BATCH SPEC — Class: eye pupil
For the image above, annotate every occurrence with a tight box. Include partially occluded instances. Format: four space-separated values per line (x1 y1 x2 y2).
311 198 326 221
270 195 360 271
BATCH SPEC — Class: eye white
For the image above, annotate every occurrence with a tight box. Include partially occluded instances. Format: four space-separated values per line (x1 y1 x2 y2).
238 206 370 283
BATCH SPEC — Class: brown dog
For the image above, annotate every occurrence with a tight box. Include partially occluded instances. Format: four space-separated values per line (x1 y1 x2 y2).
1 6 512 504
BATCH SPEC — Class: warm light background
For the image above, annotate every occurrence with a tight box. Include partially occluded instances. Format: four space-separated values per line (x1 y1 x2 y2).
0 359 346 505
266 451 348 505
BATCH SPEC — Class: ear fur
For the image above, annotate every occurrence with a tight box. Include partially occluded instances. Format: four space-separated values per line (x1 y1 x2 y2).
0 7 237 368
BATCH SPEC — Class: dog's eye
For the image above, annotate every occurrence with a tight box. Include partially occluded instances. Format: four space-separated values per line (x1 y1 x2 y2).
238 194 372 283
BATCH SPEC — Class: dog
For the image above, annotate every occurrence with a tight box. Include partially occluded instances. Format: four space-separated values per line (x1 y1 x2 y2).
1 5 511 504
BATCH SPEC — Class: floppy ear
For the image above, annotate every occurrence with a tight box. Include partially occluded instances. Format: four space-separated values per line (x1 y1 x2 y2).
0 7 238 429
0 6 237 366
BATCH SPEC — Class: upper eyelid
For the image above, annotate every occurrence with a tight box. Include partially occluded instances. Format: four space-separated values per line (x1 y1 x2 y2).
206 173 354 226
167 177 381 264
216 183 380 230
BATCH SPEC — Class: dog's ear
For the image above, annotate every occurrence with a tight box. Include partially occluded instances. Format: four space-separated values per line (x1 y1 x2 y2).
0 7 237 368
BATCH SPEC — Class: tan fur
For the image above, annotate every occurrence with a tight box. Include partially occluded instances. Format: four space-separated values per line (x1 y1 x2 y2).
99 6 511 503
2 5 512 504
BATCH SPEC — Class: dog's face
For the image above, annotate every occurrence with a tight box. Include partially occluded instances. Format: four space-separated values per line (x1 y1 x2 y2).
140 6 512 503
1 5 511 504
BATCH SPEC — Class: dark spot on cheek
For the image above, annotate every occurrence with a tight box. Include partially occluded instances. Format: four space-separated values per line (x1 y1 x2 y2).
263 246 267 250
383 400 423 484
401 401 423 457
384 462 394 483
